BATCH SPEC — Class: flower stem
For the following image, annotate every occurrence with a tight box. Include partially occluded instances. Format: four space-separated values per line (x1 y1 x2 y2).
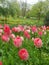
39 48 41 65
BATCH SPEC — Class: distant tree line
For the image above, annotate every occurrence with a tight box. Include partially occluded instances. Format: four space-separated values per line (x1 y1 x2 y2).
0 0 49 19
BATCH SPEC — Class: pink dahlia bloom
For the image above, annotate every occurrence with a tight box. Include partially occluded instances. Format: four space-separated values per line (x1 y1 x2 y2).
18 48 29 60
0 61 2 65
38 31 43 36
42 26 46 31
12 27 20 32
18 25 24 32
1 34 10 42
43 26 46 30
14 36 22 48
31 26 37 32
34 38 42 48
24 31 30 39
4 24 11 35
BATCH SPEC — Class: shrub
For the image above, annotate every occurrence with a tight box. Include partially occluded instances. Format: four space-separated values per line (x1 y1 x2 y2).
44 11 49 26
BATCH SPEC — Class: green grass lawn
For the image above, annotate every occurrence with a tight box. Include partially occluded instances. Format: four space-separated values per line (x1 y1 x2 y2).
0 17 44 26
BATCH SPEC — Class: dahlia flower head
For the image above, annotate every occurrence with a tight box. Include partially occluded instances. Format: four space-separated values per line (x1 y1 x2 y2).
31 26 37 32
38 31 43 36
24 30 30 39
1 34 10 42
18 48 29 60
4 24 11 35
34 38 42 48
14 36 23 48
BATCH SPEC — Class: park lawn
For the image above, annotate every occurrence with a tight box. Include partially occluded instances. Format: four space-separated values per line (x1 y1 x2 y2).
0 17 44 26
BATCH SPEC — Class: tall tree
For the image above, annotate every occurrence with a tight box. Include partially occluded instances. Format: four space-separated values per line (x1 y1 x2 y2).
0 0 20 17
27 0 48 19
19 0 27 17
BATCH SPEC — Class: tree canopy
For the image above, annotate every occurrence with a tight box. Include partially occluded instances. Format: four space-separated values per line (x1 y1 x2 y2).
0 0 49 18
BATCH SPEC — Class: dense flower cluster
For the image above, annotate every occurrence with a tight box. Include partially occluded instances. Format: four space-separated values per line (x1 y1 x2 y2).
0 24 49 63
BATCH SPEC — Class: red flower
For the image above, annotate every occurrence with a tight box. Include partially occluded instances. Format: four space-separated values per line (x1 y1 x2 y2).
18 25 24 32
0 61 2 65
12 27 20 32
1 34 10 42
31 26 37 32
34 38 42 48
4 24 11 35
24 31 30 39
14 36 22 48
18 48 29 60
38 31 43 36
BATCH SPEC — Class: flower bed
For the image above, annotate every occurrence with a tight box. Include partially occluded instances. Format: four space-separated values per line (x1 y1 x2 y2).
0 24 49 65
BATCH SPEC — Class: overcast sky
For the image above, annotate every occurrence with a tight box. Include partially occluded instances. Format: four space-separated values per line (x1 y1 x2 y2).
26 0 38 4
18 0 38 4
18 0 46 5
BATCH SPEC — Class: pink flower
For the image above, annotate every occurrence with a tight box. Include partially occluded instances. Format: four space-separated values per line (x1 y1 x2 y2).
38 31 43 36
14 36 22 48
43 26 46 30
1 34 10 42
18 25 24 32
42 26 46 31
24 31 30 39
0 61 2 65
18 48 29 60
12 26 24 32
4 24 11 35
12 27 20 32
10 34 15 40
31 26 37 32
34 38 42 48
